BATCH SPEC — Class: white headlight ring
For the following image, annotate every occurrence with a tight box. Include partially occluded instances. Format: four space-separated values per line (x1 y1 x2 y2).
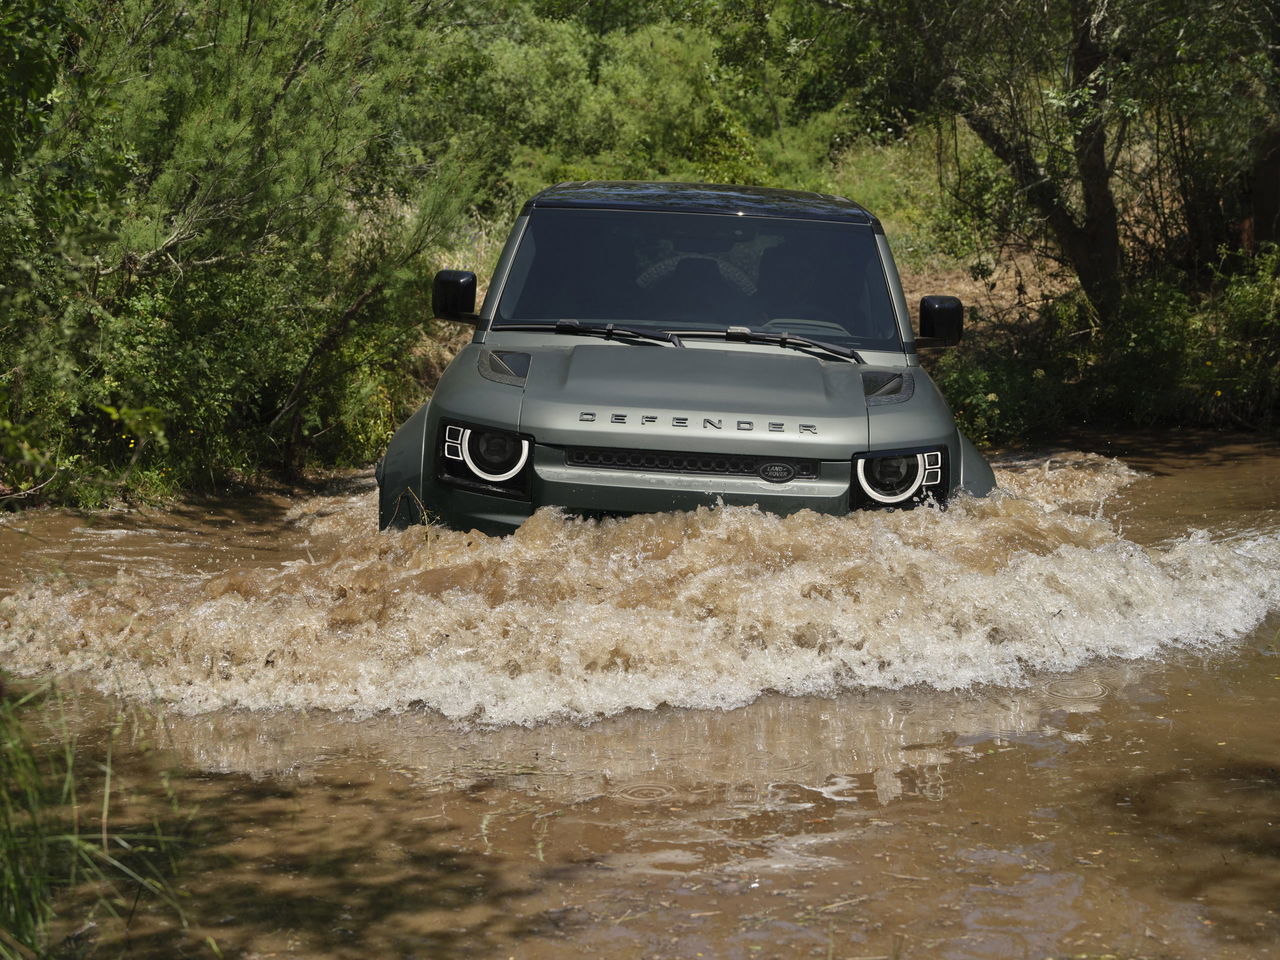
856 453 926 504
460 428 530 483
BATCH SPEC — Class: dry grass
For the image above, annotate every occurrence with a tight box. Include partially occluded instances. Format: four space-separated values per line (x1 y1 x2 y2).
900 253 1072 327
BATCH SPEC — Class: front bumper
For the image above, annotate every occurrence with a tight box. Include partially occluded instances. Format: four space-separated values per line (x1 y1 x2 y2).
425 443 854 534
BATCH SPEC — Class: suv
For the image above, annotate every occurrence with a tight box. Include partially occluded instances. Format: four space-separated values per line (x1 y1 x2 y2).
378 181 995 533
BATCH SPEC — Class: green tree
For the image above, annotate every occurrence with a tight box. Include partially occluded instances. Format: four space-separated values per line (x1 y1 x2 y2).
3 0 480 497
802 0 1279 320
0 0 81 174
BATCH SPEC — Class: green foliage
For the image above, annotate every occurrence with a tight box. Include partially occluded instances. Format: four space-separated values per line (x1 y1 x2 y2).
2 0 1277 502
2 0 476 501
0 684 50 955
787 0 1279 320
932 338 1068 446
1103 251 1280 428
1087 282 1199 423
929 127 1030 263
0 0 82 175
1192 248 1280 426
934 248 1280 442
495 21 771 206
596 24 767 183
827 127 958 270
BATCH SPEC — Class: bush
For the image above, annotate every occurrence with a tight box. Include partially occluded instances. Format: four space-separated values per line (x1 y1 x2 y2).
0 0 475 504
1075 252 1280 428
933 247 1280 443
828 129 950 270
931 334 1070 446
1190 248 1280 428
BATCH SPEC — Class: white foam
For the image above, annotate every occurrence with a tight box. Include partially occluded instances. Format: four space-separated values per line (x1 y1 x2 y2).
2 462 1277 727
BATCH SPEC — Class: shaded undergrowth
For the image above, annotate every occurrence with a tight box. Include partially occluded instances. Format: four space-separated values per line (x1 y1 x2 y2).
931 246 1280 446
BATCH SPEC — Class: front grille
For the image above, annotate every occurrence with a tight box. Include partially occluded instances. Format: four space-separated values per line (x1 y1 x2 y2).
565 446 818 481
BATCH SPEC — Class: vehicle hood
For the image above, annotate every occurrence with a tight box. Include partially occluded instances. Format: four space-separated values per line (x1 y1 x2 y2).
518 343 869 458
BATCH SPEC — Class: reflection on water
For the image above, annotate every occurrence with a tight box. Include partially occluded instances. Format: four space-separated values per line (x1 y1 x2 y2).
66 622 1279 959
107 663 1144 810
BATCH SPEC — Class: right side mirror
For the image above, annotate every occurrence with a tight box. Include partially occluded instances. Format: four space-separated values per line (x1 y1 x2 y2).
433 270 479 323
918 295 963 347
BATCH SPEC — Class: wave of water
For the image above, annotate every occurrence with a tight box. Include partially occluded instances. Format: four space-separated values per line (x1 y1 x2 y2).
2 455 1278 726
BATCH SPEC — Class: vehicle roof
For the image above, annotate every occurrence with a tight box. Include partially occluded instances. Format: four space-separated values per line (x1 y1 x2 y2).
523 181 878 225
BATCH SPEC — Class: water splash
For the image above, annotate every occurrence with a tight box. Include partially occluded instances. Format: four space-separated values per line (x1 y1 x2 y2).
2 456 1277 726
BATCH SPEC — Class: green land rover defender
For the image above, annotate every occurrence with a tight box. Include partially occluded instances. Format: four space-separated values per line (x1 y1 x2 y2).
378 181 995 533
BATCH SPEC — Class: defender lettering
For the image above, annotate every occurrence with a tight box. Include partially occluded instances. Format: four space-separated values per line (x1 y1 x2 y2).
575 413 820 435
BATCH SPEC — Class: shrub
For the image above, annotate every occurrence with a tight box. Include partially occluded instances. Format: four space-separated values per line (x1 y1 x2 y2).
933 248 1280 443
1191 247 1280 428
932 335 1068 446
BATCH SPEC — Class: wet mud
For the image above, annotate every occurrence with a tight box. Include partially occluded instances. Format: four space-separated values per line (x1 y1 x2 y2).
1 434 1278 958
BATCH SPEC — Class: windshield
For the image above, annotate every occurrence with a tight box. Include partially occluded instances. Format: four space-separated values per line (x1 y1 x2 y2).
492 207 902 350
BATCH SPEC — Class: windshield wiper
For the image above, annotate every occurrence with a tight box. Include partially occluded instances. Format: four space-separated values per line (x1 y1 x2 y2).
673 326 864 363
495 320 684 348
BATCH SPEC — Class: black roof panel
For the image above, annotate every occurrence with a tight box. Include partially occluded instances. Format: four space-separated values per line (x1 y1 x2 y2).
524 181 877 225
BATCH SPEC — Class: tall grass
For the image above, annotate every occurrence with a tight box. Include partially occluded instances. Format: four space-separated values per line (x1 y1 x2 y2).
1 683 48 958
0 679 180 959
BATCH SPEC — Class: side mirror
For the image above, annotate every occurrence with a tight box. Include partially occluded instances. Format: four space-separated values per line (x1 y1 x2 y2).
433 270 479 322
918 295 963 347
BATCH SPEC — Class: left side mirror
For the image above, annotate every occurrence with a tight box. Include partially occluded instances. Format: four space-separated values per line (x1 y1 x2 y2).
433 270 479 322
918 295 963 347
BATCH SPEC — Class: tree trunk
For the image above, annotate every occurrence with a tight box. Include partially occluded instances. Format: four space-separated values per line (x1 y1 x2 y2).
1246 127 1280 249
942 0 1125 322
1064 0 1124 320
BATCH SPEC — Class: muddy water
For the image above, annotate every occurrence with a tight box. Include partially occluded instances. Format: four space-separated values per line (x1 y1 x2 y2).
2 435 1279 959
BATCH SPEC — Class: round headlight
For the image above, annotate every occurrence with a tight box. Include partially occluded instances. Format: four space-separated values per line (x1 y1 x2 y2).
462 428 529 482
857 453 924 504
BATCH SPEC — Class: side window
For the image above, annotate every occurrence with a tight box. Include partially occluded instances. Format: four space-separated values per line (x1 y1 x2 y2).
480 216 527 319
495 232 536 319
